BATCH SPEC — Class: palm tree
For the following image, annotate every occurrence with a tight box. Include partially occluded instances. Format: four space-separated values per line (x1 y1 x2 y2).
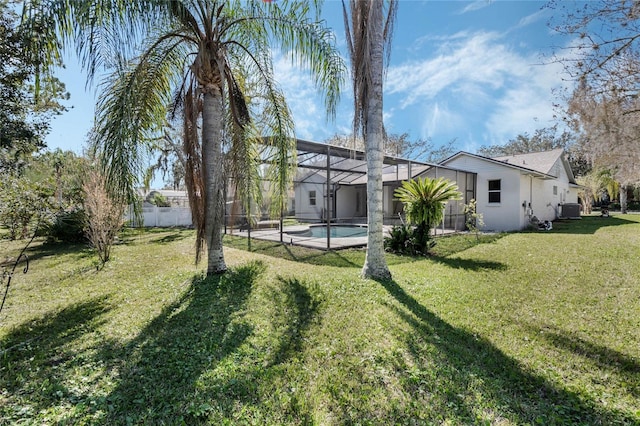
394 177 461 253
342 0 397 280
22 0 345 275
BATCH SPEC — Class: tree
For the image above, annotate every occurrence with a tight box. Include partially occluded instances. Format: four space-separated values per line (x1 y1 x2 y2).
566 82 640 212
0 149 86 240
343 0 397 280
83 166 125 267
550 1 640 210
0 173 51 239
576 169 612 215
393 177 461 254
0 1 68 174
325 132 457 163
477 125 588 176
21 1 345 275
549 0 640 99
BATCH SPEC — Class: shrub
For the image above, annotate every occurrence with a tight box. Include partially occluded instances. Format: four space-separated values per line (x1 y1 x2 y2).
43 208 87 243
384 224 435 256
83 168 125 267
464 199 484 241
150 193 171 207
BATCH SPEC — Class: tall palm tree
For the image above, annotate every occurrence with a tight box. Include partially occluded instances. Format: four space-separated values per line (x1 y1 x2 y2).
342 0 397 280
394 177 461 253
22 0 345 275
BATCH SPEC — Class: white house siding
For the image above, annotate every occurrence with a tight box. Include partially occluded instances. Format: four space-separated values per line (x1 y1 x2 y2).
445 155 524 231
294 179 324 222
383 185 395 218
336 185 359 220
444 152 581 231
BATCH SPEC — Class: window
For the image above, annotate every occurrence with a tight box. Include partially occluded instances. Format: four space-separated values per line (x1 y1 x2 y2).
553 185 558 195
488 179 501 203
309 190 316 206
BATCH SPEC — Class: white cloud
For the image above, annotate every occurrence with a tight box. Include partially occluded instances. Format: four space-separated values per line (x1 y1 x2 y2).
272 52 340 140
420 102 464 139
457 1 491 14
485 59 567 143
386 31 529 108
514 9 549 30
385 30 573 147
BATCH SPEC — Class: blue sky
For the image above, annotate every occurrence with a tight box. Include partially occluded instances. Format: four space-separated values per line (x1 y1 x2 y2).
45 1 576 168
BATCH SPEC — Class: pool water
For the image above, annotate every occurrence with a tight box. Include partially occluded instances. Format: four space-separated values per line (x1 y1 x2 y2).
289 225 367 238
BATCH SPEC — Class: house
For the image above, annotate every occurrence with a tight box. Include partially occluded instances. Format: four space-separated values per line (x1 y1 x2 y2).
292 139 477 230
292 141 580 233
439 149 580 231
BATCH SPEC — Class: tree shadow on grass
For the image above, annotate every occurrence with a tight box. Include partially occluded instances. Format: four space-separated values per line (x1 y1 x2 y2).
95 261 266 424
17 240 93 265
377 278 638 424
263 276 322 367
540 215 637 235
431 256 507 271
0 297 113 421
523 323 640 396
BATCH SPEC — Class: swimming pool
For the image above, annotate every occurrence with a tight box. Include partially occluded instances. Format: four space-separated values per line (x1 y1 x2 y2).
287 224 367 238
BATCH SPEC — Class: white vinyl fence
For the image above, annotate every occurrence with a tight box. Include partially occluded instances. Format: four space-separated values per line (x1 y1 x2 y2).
126 206 193 227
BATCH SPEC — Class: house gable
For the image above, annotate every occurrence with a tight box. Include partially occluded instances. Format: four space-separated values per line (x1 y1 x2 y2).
440 150 579 231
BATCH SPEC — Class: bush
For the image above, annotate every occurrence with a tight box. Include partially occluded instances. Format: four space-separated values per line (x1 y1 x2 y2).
83 168 125 267
384 224 435 256
43 208 87 243
150 193 171 207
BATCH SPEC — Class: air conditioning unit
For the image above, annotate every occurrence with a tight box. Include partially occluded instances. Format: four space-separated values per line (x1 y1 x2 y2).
560 203 581 219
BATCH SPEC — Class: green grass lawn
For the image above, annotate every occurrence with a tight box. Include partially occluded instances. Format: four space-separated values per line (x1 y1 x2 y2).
1 215 639 425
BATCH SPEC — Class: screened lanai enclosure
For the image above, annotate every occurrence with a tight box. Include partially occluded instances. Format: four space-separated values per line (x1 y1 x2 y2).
225 139 477 249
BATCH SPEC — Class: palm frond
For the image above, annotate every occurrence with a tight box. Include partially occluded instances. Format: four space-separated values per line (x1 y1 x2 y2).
93 32 189 205
394 177 462 228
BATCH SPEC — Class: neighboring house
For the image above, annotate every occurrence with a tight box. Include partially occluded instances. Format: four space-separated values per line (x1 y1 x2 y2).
440 149 580 231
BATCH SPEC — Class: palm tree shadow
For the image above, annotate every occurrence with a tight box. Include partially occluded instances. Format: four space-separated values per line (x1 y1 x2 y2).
431 255 507 271
264 276 322 366
0 297 113 416
523 323 639 396
376 278 637 424
97 261 266 424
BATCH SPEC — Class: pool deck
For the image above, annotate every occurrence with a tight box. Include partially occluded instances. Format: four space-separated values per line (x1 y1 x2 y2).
230 225 371 250
228 224 459 250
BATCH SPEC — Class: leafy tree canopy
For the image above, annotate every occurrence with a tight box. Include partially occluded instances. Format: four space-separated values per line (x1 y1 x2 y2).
0 1 69 174
477 125 590 177
550 1 640 185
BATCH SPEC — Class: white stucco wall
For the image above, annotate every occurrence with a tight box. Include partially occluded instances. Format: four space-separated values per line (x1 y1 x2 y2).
295 180 324 222
445 155 523 231
336 185 359 219
444 154 579 231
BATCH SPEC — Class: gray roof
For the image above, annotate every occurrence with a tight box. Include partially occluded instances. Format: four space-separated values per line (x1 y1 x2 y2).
492 148 565 175
440 148 576 183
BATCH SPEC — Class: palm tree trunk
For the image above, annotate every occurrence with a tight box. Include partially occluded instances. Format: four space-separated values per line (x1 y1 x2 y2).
202 90 227 275
361 0 391 281
620 184 628 214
